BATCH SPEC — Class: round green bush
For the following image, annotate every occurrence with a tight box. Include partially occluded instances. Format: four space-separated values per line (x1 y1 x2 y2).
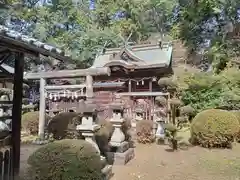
22 111 51 135
27 139 103 180
47 112 79 140
190 109 239 148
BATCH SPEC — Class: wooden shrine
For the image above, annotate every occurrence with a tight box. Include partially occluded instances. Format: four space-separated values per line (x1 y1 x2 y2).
91 41 173 120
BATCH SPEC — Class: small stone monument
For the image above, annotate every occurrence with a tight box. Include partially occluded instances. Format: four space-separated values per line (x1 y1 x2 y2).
76 104 112 180
107 103 135 165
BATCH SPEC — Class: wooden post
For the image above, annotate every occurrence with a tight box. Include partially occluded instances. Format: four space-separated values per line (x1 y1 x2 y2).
86 75 93 98
38 78 46 140
149 80 153 120
86 75 93 105
128 80 131 92
12 52 24 178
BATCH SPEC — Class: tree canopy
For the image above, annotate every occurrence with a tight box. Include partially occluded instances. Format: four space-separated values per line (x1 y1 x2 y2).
1 0 240 110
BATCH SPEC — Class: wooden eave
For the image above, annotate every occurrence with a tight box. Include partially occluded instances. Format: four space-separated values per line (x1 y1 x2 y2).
104 60 168 70
0 25 72 62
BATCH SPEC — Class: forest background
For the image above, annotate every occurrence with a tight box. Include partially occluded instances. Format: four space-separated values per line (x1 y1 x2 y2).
0 0 240 111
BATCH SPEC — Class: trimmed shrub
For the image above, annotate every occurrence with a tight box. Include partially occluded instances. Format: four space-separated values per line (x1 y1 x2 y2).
136 120 154 144
190 109 239 148
121 118 132 141
155 96 167 106
169 98 183 106
233 111 240 142
164 123 178 150
180 105 195 116
47 112 80 140
27 139 103 180
22 111 51 135
158 77 177 91
95 119 114 156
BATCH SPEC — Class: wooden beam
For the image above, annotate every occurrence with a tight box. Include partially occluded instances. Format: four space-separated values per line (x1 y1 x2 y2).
11 52 24 178
24 67 111 80
45 84 86 90
0 52 12 66
38 78 46 140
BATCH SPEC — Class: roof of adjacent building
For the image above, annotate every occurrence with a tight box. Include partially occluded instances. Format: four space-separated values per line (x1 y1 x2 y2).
92 42 173 69
0 25 72 62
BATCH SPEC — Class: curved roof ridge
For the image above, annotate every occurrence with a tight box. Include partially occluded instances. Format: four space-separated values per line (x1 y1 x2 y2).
124 47 146 63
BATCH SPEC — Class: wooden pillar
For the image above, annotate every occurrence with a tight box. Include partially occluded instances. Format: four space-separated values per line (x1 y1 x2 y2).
38 78 46 140
86 75 93 98
128 80 131 92
149 80 153 120
86 75 93 105
12 52 24 178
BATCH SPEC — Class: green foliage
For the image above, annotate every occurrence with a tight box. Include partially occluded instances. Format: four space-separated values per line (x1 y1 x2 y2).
164 123 178 150
2 0 179 68
232 111 240 142
136 120 154 144
158 76 177 91
95 119 114 156
27 139 103 180
22 111 51 135
173 0 240 70
179 66 240 112
47 112 80 140
121 118 132 141
190 109 239 148
155 96 167 106
169 98 183 106
180 105 195 116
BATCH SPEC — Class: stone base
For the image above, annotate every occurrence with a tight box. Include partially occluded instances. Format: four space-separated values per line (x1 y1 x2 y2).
106 148 135 165
115 141 129 153
102 165 113 180
156 137 168 145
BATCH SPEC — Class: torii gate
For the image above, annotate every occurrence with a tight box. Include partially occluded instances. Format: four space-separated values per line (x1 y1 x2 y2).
24 67 110 140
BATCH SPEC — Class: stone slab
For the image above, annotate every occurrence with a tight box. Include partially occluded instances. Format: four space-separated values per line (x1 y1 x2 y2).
102 165 113 180
106 148 135 165
115 141 129 153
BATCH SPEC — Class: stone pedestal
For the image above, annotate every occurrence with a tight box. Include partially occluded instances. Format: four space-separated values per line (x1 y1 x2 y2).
107 107 135 165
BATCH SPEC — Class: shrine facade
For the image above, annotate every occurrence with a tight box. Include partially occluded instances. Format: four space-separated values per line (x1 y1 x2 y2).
91 42 173 120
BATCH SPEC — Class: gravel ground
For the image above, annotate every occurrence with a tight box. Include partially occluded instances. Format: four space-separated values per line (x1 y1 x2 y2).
20 143 240 180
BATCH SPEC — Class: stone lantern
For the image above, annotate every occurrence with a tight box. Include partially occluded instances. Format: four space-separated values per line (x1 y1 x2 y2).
77 104 100 153
109 103 125 147
106 103 135 165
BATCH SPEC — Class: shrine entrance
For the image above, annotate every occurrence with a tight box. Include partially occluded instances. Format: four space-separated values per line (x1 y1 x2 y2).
116 92 170 120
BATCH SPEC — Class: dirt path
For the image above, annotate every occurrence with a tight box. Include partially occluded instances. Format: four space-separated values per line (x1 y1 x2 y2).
20 143 240 180
20 144 40 175
112 143 240 180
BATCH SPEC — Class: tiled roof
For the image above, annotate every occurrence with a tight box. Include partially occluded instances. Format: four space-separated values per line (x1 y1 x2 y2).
0 25 72 62
92 42 173 69
0 63 14 74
